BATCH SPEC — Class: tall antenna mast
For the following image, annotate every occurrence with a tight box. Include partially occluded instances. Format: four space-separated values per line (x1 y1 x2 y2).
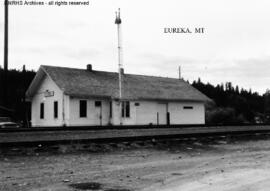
115 8 123 100
115 8 123 125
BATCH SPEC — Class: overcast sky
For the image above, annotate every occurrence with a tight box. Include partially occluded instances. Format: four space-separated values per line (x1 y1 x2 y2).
0 0 270 94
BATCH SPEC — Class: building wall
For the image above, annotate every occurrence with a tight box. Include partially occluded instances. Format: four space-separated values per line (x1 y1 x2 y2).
133 101 204 125
68 98 110 126
112 100 205 126
134 101 160 125
31 75 64 127
110 100 137 125
168 102 205 124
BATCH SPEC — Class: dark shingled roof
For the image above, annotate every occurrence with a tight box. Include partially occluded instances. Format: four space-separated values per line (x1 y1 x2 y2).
40 65 210 101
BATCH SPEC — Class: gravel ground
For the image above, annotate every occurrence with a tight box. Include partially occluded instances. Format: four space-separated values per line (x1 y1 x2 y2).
1 134 270 191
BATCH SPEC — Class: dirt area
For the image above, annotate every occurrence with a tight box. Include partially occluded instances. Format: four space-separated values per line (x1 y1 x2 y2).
1 134 270 191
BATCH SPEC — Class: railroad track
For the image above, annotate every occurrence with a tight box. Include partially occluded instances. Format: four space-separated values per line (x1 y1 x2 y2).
1 123 270 132
1 130 270 156
1 125 270 145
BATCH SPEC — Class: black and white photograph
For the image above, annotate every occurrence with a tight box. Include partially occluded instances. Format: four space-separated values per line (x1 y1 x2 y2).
0 0 270 190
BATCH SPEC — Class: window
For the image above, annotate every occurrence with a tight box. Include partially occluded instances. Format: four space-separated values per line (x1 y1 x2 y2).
54 101 58 118
95 101 102 107
40 103 44 119
126 102 130 117
121 101 130 118
109 101 112 118
135 102 140 106
183 106 193 109
80 100 87 117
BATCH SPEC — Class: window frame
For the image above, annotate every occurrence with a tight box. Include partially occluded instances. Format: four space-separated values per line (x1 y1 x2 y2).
95 101 102 107
54 101 58 119
79 100 87 118
121 101 131 118
109 101 112 118
40 102 44 119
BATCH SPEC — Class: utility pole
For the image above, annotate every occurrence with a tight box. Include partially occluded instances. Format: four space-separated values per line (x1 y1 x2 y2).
3 0 9 108
115 8 123 125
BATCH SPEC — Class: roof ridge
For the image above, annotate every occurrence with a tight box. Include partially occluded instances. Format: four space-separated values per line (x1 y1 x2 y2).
41 65 186 81
125 73 186 81
41 65 119 74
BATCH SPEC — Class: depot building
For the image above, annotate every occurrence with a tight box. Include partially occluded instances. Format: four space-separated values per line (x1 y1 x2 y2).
26 65 210 127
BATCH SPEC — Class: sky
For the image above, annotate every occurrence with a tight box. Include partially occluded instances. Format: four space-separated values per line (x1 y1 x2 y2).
0 0 270 94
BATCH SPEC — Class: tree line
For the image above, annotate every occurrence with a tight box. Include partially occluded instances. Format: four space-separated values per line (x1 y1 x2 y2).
0 67 36 122
192 78 270 124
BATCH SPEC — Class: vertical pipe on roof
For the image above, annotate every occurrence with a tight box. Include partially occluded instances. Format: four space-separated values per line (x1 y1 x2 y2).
179 66 181 79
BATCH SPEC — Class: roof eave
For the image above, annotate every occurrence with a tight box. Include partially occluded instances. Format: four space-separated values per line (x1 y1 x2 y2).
65 94 210 103
68 94 112 100
25 67 46 99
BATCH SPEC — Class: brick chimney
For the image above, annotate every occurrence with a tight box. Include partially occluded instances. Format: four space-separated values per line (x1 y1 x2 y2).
86 64 92 71
120 68 124 74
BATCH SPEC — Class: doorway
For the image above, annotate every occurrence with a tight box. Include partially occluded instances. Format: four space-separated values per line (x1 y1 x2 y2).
157 103 170 125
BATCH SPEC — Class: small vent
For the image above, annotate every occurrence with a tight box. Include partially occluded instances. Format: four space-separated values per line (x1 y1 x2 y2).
183 106 193 109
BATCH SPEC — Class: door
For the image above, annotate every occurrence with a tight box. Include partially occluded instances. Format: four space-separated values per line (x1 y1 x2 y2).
94 101 102 126
157 103 167 125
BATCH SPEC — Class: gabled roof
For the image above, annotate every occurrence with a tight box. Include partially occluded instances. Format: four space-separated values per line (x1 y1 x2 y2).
26 65 210 102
